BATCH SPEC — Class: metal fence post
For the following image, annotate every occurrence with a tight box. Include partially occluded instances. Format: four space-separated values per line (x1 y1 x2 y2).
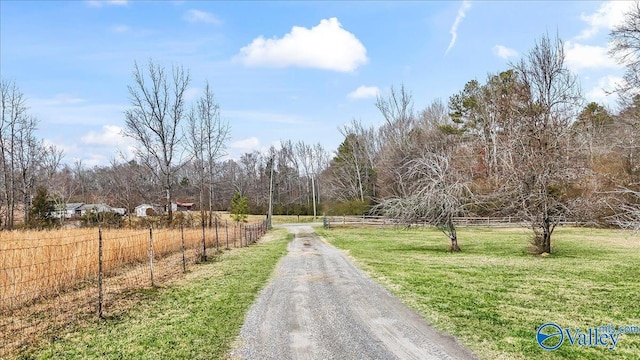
98 227 104 318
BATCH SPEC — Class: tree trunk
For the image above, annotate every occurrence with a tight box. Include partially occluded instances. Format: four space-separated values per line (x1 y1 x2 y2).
166 183 172 223
532 219 553 254
311 176 317 219
542 219 552 254
449 236 461 252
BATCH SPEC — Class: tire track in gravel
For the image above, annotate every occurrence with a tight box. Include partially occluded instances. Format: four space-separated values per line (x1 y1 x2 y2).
229 224 477 360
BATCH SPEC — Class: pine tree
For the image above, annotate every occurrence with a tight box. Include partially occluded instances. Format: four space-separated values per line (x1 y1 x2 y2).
230 192 249 223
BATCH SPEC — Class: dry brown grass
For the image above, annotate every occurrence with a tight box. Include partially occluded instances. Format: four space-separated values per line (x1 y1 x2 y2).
0 220 260 313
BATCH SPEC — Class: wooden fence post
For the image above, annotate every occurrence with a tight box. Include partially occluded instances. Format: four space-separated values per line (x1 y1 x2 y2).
181 223 186 273
201 217 207 262
149 226 155 287
98 227 104 318
225 220 229 249
215 217 219 253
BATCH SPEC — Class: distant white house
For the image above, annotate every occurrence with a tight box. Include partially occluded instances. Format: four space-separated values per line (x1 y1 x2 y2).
52 203 84 219
135 204 164 217
79 203 113 216
112 207 126 216
52 203 123 219
134 202 195 217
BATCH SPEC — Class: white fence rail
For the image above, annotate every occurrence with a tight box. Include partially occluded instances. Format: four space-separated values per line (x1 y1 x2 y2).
322 215 586 228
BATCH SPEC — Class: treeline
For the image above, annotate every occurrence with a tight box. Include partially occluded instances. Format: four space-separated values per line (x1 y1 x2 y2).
322 33 639 253
2 13 640 251
0 80 66 229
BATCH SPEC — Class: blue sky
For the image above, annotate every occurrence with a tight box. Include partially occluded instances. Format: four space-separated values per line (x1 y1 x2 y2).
0 0 631 166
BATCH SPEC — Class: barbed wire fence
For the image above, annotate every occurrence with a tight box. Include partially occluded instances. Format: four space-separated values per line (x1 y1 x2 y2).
0 218 268 358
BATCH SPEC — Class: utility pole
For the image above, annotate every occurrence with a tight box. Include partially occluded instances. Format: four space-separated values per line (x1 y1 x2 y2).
267 156 274 229
311 176 317 219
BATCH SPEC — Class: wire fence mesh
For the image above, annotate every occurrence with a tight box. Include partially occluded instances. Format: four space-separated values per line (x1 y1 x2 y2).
0 218 268 357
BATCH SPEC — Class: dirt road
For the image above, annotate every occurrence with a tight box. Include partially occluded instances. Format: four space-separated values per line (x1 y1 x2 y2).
229 224 477 360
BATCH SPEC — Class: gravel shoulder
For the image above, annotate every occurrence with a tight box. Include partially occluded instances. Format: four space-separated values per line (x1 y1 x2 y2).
229 224 477 360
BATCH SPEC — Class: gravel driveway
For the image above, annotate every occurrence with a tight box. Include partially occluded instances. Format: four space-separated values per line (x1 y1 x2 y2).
229 224 477 360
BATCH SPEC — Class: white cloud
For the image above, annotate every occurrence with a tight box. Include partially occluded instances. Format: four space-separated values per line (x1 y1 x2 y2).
586 75 624 104
347 85 380 100
230 137 260 151
445 0 472 55
183 9 222 25
577 1 634 40
492 45 518 59
225 110 305 124
41 93 86 106
235 17 368 72
184 87 201 101
81 125 128 147
565 41 620 71
30 96 127 126
110 25 130 34
86 0 128 7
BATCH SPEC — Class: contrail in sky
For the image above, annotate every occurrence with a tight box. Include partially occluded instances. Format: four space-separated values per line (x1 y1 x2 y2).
445 0 472 55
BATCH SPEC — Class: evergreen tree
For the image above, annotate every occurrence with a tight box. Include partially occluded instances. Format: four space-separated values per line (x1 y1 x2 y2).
29 186 54 228
230 192 249 223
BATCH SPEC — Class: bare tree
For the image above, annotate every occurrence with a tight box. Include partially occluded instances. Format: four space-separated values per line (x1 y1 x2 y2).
14 114 41 225
186 81 229 226
294 141 328 218
376 84 414 149
326 119 377 204
609 4 640 229
1 79 46 229
73 159 89 203
608 187 640 232
48 164 79 225
40 144 64 180
1 79 28 229
124 59 190 223
609 2 640 105
310 143 329 214
107 158 148 227
375 86 420 199
378 153 470 251
376 98 459 200
505 34 583 254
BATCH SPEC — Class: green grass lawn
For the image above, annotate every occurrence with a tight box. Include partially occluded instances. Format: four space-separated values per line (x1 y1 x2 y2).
316 226 640 360
21 230 291 360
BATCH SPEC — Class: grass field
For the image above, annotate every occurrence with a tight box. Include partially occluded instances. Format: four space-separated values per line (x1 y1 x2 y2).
17 229 291 360
316 226 640 360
